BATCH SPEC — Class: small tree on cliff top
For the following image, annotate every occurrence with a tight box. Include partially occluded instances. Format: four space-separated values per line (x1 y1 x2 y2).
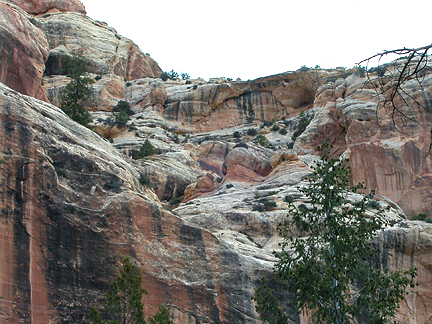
90 257 172 324
253 143 416 324
60 54 94 127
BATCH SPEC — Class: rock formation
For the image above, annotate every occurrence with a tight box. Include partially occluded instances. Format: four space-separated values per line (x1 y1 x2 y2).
0 1 49 101
38 12 161 80
1 1 432 323
6 0 86 15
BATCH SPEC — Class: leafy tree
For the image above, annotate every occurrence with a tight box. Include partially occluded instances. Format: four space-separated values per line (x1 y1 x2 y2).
90 257 172 324
60 54 94 126
136 139 156 159
254 143 416 324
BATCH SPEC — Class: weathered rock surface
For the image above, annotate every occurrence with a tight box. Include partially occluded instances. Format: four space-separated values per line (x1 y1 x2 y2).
38 12 162 80
0 1 49 101
1 70 432 323
6 0 86 15
2 5 432 321
0 82 272 323
162 73 317 132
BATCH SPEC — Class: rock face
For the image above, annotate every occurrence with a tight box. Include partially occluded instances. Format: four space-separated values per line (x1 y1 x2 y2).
38 12 162 80
162 73 317 132
0 1 49 101
300 73 432 217
2 4 432 322
0 83 258 323
6 0 86 15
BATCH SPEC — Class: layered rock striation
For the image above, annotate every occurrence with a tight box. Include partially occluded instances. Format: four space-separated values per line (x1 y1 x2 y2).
1 1 432 322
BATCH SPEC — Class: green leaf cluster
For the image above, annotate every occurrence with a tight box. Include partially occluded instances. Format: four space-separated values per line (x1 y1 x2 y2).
254 142 416 324
60 54 94 127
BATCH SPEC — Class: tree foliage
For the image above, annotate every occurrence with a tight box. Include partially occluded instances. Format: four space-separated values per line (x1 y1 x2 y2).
113 100 134 128
90 257 172 324
137 139 156 159
254 143 416 324
60 54 94 126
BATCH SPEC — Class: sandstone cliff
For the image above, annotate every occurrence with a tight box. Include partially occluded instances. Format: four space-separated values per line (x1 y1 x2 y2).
0 0 49 101
1 1 432 323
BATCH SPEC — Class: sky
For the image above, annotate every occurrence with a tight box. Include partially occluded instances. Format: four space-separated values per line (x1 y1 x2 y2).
83 0 431 81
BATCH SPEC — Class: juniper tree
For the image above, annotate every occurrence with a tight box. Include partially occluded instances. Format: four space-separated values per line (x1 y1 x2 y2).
253 143 416 324
60 54 94 126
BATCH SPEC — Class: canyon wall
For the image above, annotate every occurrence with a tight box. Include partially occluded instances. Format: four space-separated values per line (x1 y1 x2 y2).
1 0 432 323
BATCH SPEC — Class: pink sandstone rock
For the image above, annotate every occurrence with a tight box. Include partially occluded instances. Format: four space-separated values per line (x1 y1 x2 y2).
0 1 49 101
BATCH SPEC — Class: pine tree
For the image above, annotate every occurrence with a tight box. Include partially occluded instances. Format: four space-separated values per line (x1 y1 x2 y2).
90 257 172 324
60 54 94 127
253 143 416 324
137 139 156 159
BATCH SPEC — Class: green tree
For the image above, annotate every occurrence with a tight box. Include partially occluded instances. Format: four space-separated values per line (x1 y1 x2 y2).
137 139 156 159
147 305 172 324
113 100 133 128
254 143 416 324
90 257 172 324
60 54 94 126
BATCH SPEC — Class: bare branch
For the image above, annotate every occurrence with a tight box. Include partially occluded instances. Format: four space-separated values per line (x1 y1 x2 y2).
358 44 432 130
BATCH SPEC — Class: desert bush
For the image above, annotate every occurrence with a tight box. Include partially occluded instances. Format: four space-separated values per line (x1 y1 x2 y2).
247 128 258 136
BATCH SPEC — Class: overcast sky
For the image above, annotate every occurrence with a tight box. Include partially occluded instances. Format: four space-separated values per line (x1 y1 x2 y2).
83 0 431 81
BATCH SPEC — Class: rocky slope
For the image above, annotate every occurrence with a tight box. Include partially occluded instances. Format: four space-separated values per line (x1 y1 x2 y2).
1 0 432 323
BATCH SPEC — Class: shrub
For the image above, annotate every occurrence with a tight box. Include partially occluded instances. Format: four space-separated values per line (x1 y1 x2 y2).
412 213 432 222
253 134 269 147
169 70 179 79
95 75 102 81
226 183 234 189
139 173 152 187
169 196 183 206
252 198 277 211
247 128 258 136
262 120 273 127
298 65 310 72
279 128 287 135
356 66 366 77
233 131 241 138
113 100 133 128
368 200 381 209
233 142 248 149
103 177 122 193
292 111 312 141
181 72 190 80
272 124 280 132
160 72 170 81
